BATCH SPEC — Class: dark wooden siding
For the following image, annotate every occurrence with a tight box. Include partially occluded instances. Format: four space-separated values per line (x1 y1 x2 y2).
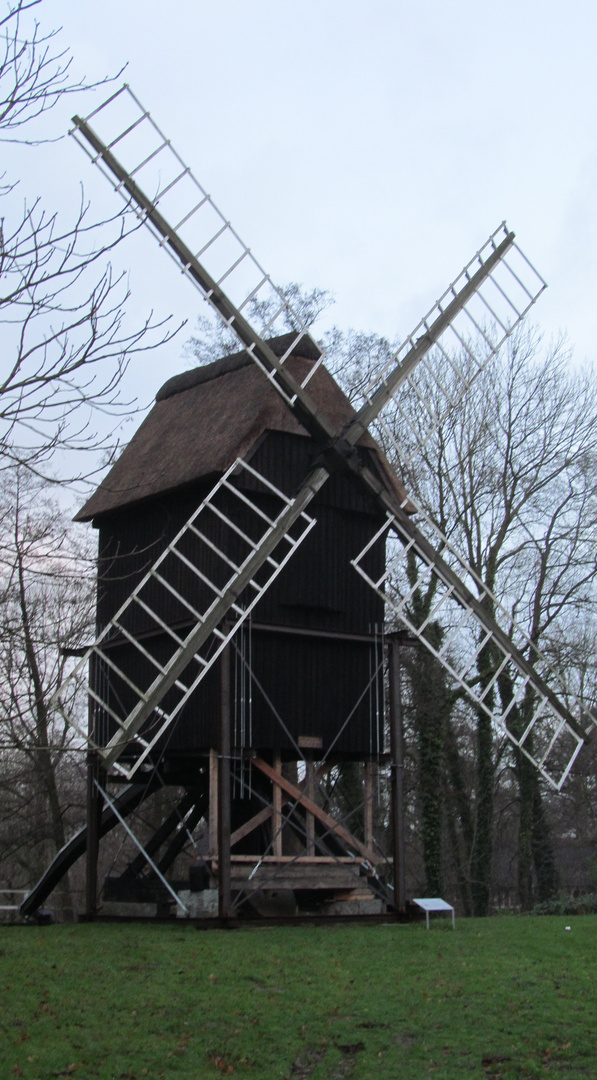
93 430 387 758
97 629 384 758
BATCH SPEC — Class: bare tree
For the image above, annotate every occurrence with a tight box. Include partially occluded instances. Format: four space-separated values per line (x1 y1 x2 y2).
0 1 181 913
323 318 597 910
392 328 597 910
0 0 120 143
1 0 177 476
0 191 175 473
184 282 333 368
0 467 93 911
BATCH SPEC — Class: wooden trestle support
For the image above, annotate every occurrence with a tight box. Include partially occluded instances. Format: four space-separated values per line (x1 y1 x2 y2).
24 641 408 922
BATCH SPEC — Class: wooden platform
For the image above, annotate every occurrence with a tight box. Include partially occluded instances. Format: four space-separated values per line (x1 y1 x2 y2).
208 855 366 892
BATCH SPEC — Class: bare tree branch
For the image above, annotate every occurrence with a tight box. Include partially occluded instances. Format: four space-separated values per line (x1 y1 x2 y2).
0 0 120 143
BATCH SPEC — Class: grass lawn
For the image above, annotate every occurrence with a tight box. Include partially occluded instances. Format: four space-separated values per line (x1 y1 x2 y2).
0 915 595 1079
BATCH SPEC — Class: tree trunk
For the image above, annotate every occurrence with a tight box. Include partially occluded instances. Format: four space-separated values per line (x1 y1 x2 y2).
471 635 496 916
17 545 73 917
532 776 558 903
409 642 448 897
516 741 558 909
444 716 474 915
471 709 494 915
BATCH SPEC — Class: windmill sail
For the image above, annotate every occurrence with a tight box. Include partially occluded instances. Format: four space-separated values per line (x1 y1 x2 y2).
352 497 593 791
68 85 592 793
351 228 546 468
70 85 328 409
70 89 544 453
54 458 316 778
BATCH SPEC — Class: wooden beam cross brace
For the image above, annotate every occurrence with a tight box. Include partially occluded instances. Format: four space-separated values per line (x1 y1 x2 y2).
252 756 379 864
230 806 273 849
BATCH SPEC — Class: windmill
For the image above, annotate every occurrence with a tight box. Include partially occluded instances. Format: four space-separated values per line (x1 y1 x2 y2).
21 85 595 920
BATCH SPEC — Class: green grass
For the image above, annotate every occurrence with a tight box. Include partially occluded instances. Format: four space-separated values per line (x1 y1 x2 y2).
1 916 596 1079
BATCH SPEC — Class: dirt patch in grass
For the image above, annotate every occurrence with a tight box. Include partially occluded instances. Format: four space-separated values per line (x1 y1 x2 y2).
288 1045 328 1077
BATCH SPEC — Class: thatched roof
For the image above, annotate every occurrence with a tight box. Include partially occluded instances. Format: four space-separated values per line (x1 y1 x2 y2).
76 334 409 522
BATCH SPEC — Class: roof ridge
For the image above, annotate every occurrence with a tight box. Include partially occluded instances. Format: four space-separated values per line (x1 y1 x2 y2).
156 331 322 402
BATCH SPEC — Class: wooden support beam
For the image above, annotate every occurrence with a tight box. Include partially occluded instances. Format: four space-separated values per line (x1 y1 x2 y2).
252 756 379 864
230 806 273 849
273 752 283 858
225 758 344 858
157 800 206 875
230 756 339 854
218 643 232 918
209 748 218 856
208 860 363 891
128 792 196 877
364 762 373 850
85 752 103 918
212 855 365 864
305 752 315 856
229 758 337 854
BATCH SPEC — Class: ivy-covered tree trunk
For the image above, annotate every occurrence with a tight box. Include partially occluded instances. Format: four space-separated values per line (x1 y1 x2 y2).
531 773 558 903
516 741 558 910
499 671 558 910
443 717 474 915
471 636 496 917
472 709 494 915
405 558 454 896
414 653 446 896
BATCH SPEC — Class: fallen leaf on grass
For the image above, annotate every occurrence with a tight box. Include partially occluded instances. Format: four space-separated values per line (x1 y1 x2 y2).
208 1053 235 1074
482 1055 512 1066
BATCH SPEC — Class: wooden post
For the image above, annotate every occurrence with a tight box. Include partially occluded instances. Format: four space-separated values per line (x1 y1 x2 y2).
273 751 283 858
389 639 406 912
209 748 218 856
364 761 373 851
85 751 103 918
252 756 378 863
218 640 232 918
305 752 315 856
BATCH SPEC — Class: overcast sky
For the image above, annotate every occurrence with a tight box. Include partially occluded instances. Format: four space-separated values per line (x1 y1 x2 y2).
9 0 597 409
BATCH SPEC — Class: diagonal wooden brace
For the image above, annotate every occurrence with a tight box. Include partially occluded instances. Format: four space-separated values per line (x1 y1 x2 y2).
230 807 273 849
228 760 342 851
252 757 379 864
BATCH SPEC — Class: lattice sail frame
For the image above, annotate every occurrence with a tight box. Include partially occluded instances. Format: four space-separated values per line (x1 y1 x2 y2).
70 88 546 433
352 498 594 791
70 85 325 403
53 459 315 780
360 228 546 468
67 83 592 796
